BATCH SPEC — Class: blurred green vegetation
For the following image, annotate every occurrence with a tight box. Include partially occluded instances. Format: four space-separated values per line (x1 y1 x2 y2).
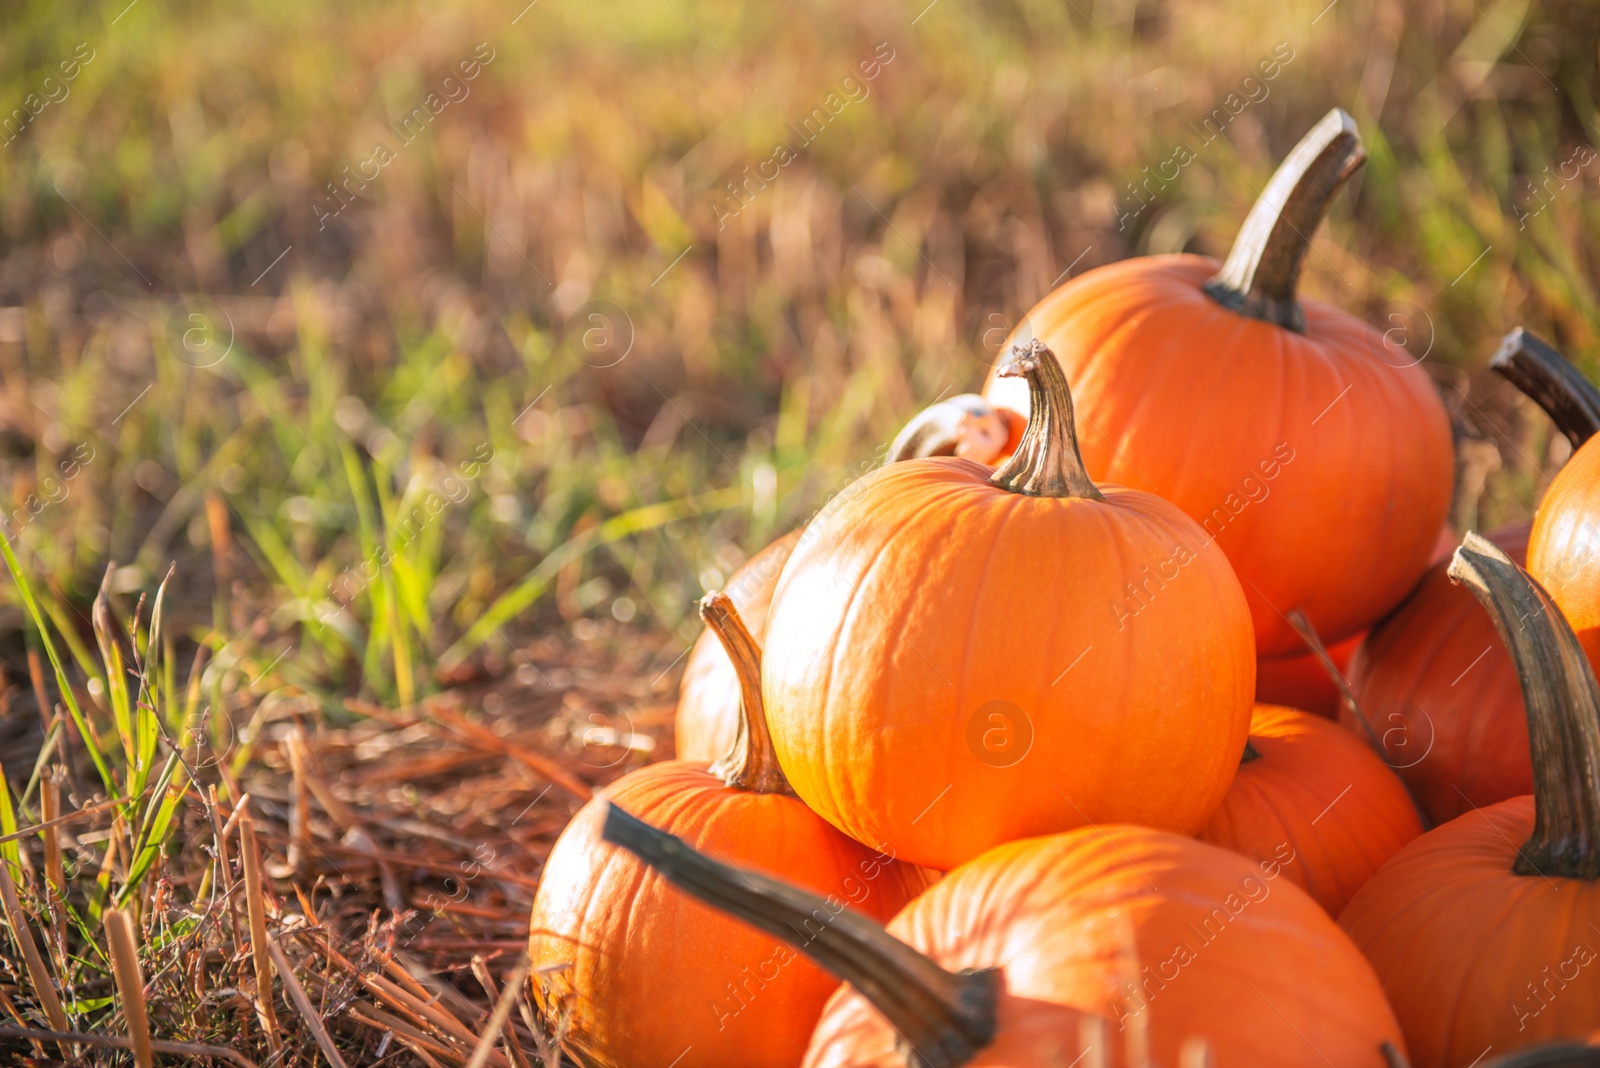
1 0 1598 706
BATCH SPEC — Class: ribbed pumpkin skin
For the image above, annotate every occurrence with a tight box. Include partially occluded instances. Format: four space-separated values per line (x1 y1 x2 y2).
1345 524 1531 825
1255 633 1362 718
674 530 802 762
762 457 1254 872
805 827 1404 1067
1340 797 1600 1067
983 255 1454 658
528 763 930 1068
1198 704 1422 915
1529 437 1600 678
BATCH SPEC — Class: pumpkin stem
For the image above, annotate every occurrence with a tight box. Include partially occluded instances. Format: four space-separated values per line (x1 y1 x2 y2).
1491 328 1600 449
1203 108 1366 333
1241 739 1263 763
1449 533 1600 878
1286 608 1432 829
603 803 998 1068
700 592 796 796
990 340 1105 500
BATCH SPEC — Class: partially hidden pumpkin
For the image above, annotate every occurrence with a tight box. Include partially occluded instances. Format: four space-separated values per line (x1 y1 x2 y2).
983 108 1453 657
1198 704 1422 915
675 529 802 762
1343 523 1532 826
1520 330 1600 684
530 593 931 1068
1340 533 1600 1067
762 339 1255 871
602 803 1406 1067
1255 633 1362 719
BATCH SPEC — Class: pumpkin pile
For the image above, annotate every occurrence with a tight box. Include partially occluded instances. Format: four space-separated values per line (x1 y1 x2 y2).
526 107 1600 1067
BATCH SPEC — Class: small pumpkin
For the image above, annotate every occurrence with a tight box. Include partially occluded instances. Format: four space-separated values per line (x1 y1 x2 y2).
763 339 1255 871
1340 534 1600 1066
1255 632 1362 719
983 108 1453 657
1343 523 1532 825
675 529 802 762
603 803 1405 1067
1520 330 1600 682
1197 704 1422 915
531 593 930 1068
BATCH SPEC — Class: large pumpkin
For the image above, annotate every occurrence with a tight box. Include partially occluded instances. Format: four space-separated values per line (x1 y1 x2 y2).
603 804 1405 1067
1340 534 1600 1066
676 397 1020 762
762 339 1255 871
983 109 1453 657
1344 523 1532 825
1198 704 1422 915
1519 330 1600 682
530 594 930 1068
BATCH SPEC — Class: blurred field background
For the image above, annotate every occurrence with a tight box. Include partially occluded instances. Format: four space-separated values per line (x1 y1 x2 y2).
1 0 1599 1061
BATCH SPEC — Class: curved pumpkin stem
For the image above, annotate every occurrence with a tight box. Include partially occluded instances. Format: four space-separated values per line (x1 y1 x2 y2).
990 340 1104 500
699 592 795 796
1203 108 1366 333
1491 328 1600 449
888 395 1009 465
603 803 998 1068
1449 533 1600 878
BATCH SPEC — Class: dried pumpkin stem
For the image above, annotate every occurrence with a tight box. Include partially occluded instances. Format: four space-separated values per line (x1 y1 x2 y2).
990 340 1104 500
701 592 796 796
1203 108 1366 333
1449 533 1600 878
602 804 998 1068
1491 328 1600 449
888 395 1004 464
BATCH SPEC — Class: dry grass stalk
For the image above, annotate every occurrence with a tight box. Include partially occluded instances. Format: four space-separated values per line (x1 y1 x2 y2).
0 985 45 1057
0 848 70 1049
348 1002 460 1065
104 907 153 1068
238 815 283 1053
428 702 591 801
1080 1016 1107 1068
38 769 64 903
266 933 351 1068
464 955 532 1068
0 1023 261 1068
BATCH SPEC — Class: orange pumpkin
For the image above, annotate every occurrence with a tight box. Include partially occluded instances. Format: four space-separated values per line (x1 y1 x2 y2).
762 339 1255 871
675 529 802 762
983 109 1453 657
1340 534 1600 1066
675 398 1024 763
1255 633 1362 718
1198 704 1422 915
530 593 930 1068
1343 523 1532 826
1517 330 1600 683
603 804 1405 1067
